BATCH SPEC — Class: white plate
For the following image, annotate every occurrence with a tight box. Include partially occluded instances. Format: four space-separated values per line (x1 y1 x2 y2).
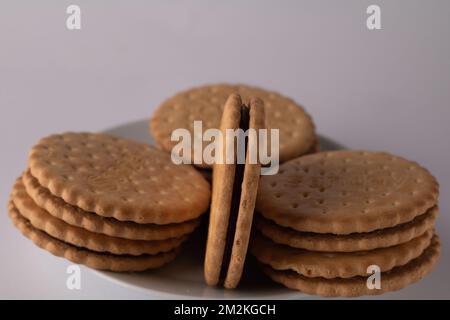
92 119 343 299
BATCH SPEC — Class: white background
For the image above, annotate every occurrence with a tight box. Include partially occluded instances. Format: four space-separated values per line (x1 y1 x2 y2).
0 0 449 299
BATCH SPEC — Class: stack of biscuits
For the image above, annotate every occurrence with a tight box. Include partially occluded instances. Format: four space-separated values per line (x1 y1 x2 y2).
8 132 211 271
6 82 442 298
150 84 320 180
251 150 440 297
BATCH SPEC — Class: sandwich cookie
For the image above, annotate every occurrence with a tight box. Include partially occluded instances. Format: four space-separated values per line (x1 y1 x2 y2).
11 178 188 256
22 170 201 241
8 132 211 271
262 234 440 297
255 206 438 252
150 84 317 168
252 150 440 296
252 229 433 279
28 132 210 224
256 150 439 235
8 202 180 272
204 93 265 289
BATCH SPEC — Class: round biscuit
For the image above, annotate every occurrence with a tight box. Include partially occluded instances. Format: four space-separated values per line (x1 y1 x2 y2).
22 170 201 240
255 206 438 252
8 202 179 272
28 132 211 224
256 150 439 234
11 178 187 256
262 234 440 297
251 230 433 279
150 84 316 167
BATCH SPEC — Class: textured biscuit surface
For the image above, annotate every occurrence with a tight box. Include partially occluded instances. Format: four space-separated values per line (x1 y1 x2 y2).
255 206 438 252
204 94 242 286
11 178 187 256
262 235 440 297
28 132 211 224
256 150 439 234
150 84 316 167
23 170 201 240
251 230 433 278
224 97 265 289
8 202 179 272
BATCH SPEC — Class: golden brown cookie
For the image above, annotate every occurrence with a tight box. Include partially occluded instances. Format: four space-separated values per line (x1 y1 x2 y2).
262 234 440 297
22 170 201 240
204 94 264 288
204 94 242 287
8 202 179 272
11 178 187 256
224 96 265 289
256 150 439 234
28 132 211 224
255 206 438 252
251 230 433 279
150 84 316 167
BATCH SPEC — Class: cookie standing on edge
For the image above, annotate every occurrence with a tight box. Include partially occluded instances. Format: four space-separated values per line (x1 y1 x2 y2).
204 93 265 289
150 84 317 168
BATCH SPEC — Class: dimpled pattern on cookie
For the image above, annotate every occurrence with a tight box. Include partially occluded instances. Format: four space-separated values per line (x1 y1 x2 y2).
22 170 201 240
28 133 211 224
150 84 316 166
256 151 439 234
